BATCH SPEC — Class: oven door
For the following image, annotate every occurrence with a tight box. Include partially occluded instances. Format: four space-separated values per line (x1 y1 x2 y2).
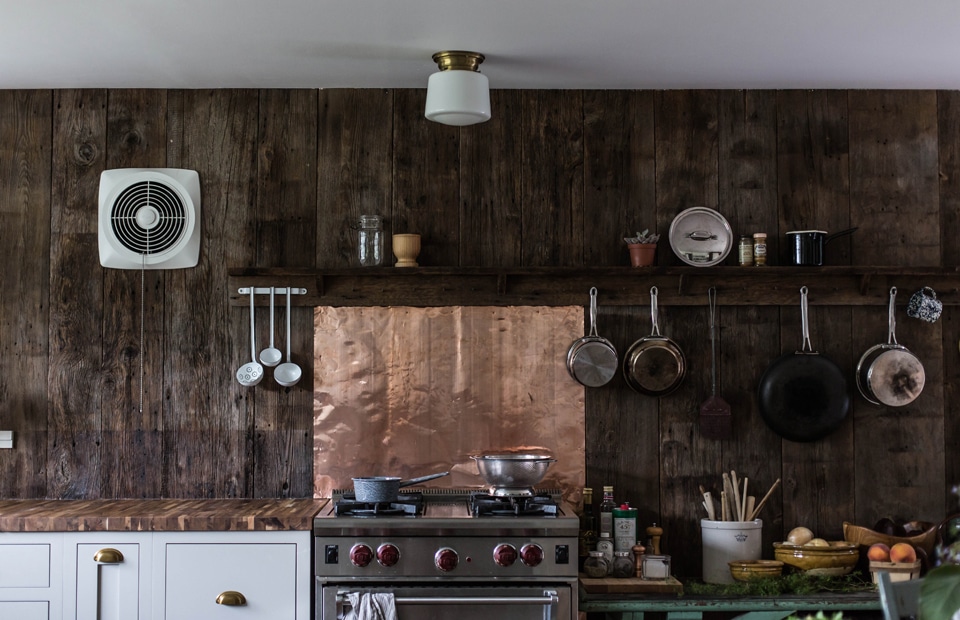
319 583 574 620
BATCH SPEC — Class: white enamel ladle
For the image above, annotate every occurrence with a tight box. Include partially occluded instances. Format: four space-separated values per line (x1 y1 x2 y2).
274 287 302 387
236 288 264 387
258 287 282 367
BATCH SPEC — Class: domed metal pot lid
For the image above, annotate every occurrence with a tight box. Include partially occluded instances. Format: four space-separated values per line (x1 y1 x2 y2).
668 207 733 267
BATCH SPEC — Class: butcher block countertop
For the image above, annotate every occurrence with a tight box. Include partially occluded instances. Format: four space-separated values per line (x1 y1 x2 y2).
0 498 329 532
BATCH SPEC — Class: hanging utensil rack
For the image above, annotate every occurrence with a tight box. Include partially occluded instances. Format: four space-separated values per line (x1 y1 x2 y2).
237 287 308 296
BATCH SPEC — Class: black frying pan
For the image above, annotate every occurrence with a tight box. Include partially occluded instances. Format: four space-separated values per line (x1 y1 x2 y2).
757 286 850 442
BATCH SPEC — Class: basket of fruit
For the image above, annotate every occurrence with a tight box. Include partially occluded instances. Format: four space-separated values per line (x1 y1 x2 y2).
866 540 922 583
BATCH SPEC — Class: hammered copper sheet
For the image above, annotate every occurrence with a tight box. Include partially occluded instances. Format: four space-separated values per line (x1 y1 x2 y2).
313 306 585 503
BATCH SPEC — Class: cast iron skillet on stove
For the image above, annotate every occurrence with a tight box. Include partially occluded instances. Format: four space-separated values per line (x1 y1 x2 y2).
757 286 850 442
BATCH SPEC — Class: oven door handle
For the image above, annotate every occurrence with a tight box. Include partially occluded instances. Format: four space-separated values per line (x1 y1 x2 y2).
337 589 560 606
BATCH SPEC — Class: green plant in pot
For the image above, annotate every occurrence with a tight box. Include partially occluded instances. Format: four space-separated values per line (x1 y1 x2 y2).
624 229 660 267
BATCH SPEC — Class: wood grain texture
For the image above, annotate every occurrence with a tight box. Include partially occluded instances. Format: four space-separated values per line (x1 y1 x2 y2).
460 89 523 267
521 90 584 266
316 89 392 268
0 90 52 498
162 90 259 498
583 90 655 267
47 89 107 499
0 498 325 532
392 89 460 267
101 89 167 499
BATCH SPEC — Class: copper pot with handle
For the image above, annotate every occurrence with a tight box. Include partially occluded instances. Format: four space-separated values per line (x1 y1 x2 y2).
856 287 926 407
622 286 686 396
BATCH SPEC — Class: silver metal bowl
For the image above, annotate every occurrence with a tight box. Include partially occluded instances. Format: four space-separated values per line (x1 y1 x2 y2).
471 454 556 490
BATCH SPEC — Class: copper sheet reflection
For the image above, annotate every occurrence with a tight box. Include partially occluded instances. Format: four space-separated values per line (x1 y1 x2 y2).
313 306 585 504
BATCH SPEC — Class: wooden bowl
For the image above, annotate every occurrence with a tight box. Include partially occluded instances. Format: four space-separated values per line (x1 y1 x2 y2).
728 559 784 581
773 541 859 576
842 521 938 556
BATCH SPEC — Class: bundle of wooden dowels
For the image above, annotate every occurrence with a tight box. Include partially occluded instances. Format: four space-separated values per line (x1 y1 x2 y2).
699 472 780 522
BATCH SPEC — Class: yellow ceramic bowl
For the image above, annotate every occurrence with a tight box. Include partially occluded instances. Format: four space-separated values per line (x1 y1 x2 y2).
773 541 859 576
728 559 784 581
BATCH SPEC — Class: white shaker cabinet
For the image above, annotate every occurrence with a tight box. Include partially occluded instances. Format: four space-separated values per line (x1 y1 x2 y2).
156 533 303 620
66 535 149 620
0 533 64 620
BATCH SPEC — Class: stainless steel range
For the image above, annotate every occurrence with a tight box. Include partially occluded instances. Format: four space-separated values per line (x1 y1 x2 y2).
314 488 579 620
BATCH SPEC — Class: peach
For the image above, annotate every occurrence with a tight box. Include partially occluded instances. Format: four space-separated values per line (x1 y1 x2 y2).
889 542 917 563
867 543 891 562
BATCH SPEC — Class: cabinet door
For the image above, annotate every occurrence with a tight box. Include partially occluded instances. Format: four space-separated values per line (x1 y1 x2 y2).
163 543 297 620
0 601 50 619
75 543 141 620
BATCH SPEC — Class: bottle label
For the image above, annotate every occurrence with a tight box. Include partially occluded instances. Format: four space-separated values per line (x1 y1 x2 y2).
600 513 613 537
614 517 637 552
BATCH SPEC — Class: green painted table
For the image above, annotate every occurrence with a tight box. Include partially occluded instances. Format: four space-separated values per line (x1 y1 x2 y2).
579 589 882 619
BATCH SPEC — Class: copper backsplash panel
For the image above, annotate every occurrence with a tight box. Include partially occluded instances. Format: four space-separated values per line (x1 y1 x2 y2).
313 306 585 503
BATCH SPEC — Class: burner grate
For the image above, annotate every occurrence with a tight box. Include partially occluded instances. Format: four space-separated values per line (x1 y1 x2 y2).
470 492 559 518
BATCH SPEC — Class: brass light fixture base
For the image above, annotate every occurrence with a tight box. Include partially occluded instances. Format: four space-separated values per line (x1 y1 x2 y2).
432 51 485 73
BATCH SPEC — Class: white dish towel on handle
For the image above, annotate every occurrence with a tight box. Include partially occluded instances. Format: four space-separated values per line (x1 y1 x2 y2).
344 592 398 620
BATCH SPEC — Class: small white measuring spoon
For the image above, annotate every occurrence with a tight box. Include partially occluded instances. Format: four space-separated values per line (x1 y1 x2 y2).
236 288 264 387
274 287 302 387
259 287 282 367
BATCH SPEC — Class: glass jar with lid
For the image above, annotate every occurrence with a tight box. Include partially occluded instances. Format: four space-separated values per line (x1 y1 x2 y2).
357 214 383 267
612 551 635 578
583 551 611 578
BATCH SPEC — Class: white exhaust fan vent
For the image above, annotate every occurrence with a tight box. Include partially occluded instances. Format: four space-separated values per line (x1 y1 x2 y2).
99 168 201 269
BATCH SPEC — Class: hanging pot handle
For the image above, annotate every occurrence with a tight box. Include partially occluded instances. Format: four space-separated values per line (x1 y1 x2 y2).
799 286 813 353
708 287 718 396
887 287 899 346
589 287 600 337
650 286 661 336
824 227 858 244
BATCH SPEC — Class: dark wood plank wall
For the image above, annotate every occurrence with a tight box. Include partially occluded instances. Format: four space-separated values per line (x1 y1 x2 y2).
0 88 956 580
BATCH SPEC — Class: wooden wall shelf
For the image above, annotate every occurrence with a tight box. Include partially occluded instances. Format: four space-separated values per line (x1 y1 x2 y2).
228 266 960 308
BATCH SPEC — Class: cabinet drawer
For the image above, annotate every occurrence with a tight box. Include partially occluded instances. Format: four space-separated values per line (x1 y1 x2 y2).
0 601 49 619
164 543 297 620
0 544 50 588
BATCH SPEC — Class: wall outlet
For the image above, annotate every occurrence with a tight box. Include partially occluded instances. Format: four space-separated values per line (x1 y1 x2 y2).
0 430 13 449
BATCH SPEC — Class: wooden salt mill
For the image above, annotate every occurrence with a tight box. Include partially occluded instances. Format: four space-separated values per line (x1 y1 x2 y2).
632 543 645 577
646 523 663 555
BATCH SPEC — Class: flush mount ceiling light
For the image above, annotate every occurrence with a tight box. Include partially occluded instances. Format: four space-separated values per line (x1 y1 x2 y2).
424 51 491 126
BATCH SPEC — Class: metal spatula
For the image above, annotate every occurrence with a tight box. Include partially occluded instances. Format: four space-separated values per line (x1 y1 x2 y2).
700 287 732 439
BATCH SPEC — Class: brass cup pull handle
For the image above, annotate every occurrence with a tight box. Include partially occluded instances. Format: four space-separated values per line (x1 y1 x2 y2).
216 591 247 606
93 548 124 564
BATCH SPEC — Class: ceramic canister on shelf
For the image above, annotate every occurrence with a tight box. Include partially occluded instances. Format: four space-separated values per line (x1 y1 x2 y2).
613 504 639 552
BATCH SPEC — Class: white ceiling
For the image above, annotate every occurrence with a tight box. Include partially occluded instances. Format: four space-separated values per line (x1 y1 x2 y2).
4 0 960 90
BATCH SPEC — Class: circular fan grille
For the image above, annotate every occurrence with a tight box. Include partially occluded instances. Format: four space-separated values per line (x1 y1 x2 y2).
110 180 188 255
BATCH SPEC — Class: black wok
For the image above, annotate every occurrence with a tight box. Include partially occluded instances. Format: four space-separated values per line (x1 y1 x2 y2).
757 286 850 442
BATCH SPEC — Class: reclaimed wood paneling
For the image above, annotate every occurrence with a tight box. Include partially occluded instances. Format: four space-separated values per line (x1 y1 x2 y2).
392 89 460 267
163 90 259 498
850 91 945 525
316 89 392 268
101 89 167 499
521 90 584 266
583 91 656 267
717 90 784 550
776 90 856 540
0 90 51 498
938 91 960 498
253 90 317 498
655 90 719 578
460 90 523 267
48 89 108 499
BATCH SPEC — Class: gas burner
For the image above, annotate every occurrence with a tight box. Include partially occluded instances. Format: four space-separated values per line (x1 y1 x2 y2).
470 492 559 517
334 492 424 517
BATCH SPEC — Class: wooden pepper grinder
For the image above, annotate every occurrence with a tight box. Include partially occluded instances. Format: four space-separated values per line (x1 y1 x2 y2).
646 523 663 555
632 543 645 578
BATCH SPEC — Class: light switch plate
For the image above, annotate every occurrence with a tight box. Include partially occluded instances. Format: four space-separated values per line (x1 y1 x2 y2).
0 430 13 449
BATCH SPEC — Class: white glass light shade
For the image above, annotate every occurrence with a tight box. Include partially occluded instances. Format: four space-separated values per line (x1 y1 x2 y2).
424 70 491 126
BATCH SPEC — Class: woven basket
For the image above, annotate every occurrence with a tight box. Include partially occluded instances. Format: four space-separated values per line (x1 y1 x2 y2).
842 521 938 556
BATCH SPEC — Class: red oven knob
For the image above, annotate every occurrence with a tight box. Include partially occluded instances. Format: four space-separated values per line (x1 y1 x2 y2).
493 543 518 567
377 543 400 567
520 543 544 567
434 547 459 572
350 544 374 567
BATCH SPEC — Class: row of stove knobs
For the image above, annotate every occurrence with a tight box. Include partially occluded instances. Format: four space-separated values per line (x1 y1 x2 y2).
349 543 544 571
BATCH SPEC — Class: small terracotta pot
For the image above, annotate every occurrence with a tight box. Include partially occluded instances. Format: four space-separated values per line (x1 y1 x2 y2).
628 243 657 267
